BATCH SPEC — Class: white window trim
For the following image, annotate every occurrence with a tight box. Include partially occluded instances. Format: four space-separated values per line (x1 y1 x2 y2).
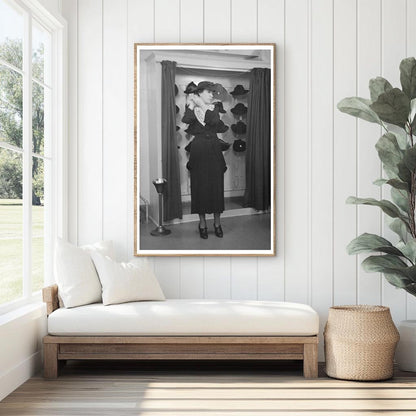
0 0 67 315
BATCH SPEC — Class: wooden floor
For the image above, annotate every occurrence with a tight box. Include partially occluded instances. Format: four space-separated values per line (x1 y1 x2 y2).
1 360 416 415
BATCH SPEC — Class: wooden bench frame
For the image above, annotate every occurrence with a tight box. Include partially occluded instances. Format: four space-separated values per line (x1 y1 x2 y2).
42 285 319 379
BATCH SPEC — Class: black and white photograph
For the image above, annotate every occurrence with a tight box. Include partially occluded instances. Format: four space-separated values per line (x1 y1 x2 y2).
135 44 275 256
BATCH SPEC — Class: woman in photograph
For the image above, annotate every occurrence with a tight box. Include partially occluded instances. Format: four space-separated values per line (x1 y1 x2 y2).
182 81 227 239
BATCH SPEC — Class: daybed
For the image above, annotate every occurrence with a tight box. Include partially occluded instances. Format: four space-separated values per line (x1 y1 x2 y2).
42 284 320 379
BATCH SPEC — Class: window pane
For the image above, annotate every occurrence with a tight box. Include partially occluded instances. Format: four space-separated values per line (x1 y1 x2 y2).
32 81 47 155
0 65 23 148
0 0 24 70
32 20 51 85
32 156 43 293
0 147 23 305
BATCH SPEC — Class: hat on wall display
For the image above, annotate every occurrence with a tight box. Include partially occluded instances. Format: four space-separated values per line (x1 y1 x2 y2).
230 84 249 96
232 139 246 152
230 103 248 116
214 101 226 113
231 121 247 135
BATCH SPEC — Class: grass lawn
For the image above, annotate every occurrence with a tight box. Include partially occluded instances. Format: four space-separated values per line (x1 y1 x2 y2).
0 199 44 305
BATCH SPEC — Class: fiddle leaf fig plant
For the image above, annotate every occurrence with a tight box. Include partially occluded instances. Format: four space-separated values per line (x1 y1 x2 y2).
337 57 416 297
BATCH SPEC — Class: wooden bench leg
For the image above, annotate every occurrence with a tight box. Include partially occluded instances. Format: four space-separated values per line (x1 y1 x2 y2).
303 343 318 379
44 343 59 379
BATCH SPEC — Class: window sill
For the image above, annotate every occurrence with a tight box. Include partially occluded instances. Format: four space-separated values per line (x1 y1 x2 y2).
0 296 45 326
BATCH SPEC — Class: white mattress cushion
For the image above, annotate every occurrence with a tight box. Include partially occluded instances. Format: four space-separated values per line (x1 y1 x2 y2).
48 299 319 336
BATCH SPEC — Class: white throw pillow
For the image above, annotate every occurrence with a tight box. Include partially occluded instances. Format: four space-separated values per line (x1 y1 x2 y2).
54 239 114 308
90 252 165 306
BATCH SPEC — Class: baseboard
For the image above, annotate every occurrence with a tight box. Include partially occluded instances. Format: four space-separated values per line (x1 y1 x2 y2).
0 350 42 401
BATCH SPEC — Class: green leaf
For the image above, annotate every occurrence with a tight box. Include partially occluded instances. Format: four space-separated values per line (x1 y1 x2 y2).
375 132 404 173
383 271 412 288
346 196 407 219
400 57 416 100
403 146 416 172
394 130 410 150
397 240 416 264
398 161 412 185
370 88 410 128
369 77 393 102
337 97 383 125
361 255 415 288
387 178 410 191
389 217 410 241
391 187 409 213
373 178 388 186
347 233 404 256
362 254 408 272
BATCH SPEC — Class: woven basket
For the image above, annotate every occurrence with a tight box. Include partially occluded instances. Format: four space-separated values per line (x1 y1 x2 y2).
324 305 399 381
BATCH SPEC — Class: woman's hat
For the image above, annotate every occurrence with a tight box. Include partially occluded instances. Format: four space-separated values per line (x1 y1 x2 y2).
184 81 197 94
214 101 226 113
231 121 246 135
231 103 248 116
216 120 229 133
230 84 249 96
233 139 246 152
196 81 228 100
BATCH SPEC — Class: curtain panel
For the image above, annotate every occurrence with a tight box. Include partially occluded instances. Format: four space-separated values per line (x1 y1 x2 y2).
244 67 271 211
161 60 182 221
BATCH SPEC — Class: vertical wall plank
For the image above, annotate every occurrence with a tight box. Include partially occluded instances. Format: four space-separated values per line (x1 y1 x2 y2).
155 0 180 42
77 0 103 245
61 0 78 245
356 0 382 305
203 0 231 42
381 0 407 323
204 258 231 298
284 0 309 304
127 0 154 263
154 257 181 298
180 0 203 43
180 258 204 298
310 0 334 360
333 0 357 305
203 0 232 299
152 0 181 295
178 0 205 298
102 0 128 260
231 258 258 299
257 0 285 301
229 0 259 300
230 0 257 42
406 0 416 319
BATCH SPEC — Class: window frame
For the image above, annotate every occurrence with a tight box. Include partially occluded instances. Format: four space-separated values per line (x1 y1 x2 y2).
0 0 67 315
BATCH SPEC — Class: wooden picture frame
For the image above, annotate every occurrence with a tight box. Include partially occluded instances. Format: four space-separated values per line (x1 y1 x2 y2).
134 43 276 256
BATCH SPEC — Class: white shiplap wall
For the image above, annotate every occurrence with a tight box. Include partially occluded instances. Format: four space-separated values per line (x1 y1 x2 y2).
61 0 416 358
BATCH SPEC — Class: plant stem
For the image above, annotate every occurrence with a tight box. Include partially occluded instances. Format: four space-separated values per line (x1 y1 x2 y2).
409 123 416 238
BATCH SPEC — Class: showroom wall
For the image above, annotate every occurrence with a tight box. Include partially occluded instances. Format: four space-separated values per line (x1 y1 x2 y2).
61 0 416 358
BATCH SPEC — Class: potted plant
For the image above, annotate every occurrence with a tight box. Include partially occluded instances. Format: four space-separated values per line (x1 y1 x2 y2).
337 57 416 372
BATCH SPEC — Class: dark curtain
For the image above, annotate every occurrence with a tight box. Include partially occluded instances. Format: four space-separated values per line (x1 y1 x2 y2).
161 60 182 221
244 67 271 211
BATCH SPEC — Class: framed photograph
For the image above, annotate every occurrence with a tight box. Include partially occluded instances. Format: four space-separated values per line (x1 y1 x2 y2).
134 43 276 256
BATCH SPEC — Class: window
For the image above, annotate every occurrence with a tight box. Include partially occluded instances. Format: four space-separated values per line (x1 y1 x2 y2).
0 0 66 312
